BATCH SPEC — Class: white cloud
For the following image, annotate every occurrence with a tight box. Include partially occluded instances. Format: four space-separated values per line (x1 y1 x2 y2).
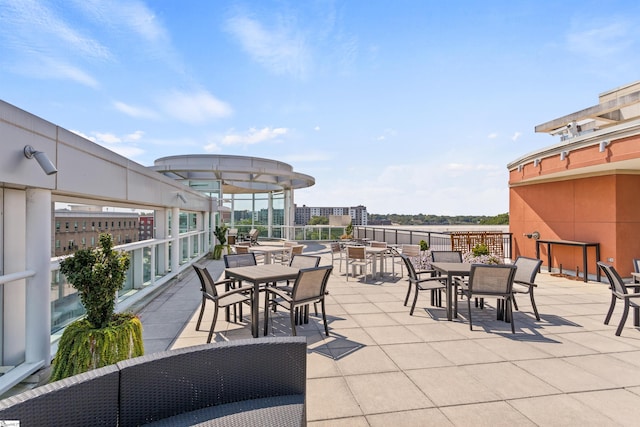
221 127 289 146
224 13 311 78
70 129 145 159
159 90 233 124
314 126 321 131
113 101 159 119
512 132 522 141
567 21 631 58
488 132 498 139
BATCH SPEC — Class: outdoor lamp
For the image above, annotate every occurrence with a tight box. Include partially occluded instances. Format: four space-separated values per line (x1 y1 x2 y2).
24 145 57 175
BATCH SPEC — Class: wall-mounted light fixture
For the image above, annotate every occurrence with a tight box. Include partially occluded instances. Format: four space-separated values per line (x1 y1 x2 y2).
533 158 541 167
24 145 57 175
177 193 187 203
524 231 540 239
599 140 610 152
560 151 569 161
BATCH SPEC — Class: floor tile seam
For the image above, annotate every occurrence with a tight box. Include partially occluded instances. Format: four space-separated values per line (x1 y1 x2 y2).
558 352 640 386
503 389 627 426
337 367 438 417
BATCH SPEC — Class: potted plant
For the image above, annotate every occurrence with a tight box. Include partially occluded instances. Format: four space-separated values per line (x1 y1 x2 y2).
463 243 503 265
340 221 353 240
51 233 143 381
212 224 229 260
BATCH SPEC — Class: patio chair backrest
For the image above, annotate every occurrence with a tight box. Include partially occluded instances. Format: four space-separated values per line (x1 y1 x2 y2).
193 263 220 298
598 262 628 295
468 264 517 296
513 256 542 284
223 253 257 268
330 242 342 254
370 241 387 248
291 245 304 256
228 228 238 236
346 246 366 260
399 253 419 280
291 265 333 302
634 259 640 274
283 241 298 247
290 254 321 269
401 244 420 257
235 245 250 254
431 251 462 263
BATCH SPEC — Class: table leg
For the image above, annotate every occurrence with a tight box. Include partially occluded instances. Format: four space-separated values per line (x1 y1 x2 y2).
252 281 259 338
582 246 588 283
447 273 453 321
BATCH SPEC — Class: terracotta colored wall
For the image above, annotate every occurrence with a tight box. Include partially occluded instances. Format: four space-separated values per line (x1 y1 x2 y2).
510 174 640 278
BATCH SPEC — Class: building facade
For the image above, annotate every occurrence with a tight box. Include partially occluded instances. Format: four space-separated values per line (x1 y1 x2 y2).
54 210 140 256
295 204 368 226
508 81 640 278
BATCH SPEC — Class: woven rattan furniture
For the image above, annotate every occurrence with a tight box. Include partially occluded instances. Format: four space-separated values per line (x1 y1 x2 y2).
598 261 640 336
0 337 307 426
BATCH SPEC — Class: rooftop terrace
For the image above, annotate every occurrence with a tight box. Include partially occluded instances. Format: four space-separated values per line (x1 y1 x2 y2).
138 243 640 426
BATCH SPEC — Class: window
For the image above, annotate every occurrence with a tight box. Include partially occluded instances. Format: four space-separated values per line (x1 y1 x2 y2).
65 222 69 230
55 222 60 231
91 236 95 246
98 221 102 228
74 221 78 231
81 237 86 246
82 221 86 230
55 240 60 248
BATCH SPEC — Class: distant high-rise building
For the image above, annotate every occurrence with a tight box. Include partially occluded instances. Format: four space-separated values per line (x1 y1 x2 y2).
294 205 367 226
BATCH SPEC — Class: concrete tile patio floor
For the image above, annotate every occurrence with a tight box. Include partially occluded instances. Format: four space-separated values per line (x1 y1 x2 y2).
137 244 640 426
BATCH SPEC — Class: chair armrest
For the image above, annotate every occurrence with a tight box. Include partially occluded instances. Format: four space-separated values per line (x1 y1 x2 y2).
220 285 254 298
514 280 536 288
265 287 292 301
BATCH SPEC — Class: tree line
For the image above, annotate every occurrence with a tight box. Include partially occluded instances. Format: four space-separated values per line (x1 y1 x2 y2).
368 213 509 225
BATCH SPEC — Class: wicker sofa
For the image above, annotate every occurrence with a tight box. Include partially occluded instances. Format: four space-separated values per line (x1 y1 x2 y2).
0 337 307 426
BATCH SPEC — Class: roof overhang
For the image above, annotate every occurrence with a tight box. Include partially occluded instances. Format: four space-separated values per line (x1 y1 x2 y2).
150 154 315 194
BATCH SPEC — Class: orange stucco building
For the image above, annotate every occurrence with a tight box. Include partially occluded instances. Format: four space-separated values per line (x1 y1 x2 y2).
508 81 640 279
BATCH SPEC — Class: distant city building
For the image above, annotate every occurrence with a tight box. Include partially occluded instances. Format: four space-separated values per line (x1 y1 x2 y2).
54 208 140 256
139 214 154 240
295 205 368 226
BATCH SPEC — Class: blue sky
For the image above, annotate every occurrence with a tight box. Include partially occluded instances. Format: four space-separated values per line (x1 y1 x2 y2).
2 1 640 215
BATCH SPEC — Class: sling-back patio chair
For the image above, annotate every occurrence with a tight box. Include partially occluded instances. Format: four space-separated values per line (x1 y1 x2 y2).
598 261 640 336
460 264 517 333
511 256 543 320
264 265 333 336
193 263 253 343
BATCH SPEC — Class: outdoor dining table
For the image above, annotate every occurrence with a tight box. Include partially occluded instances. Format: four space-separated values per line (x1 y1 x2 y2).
430 262 472 321
248 245 297 264
224 264 299 338
366 246 389 278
